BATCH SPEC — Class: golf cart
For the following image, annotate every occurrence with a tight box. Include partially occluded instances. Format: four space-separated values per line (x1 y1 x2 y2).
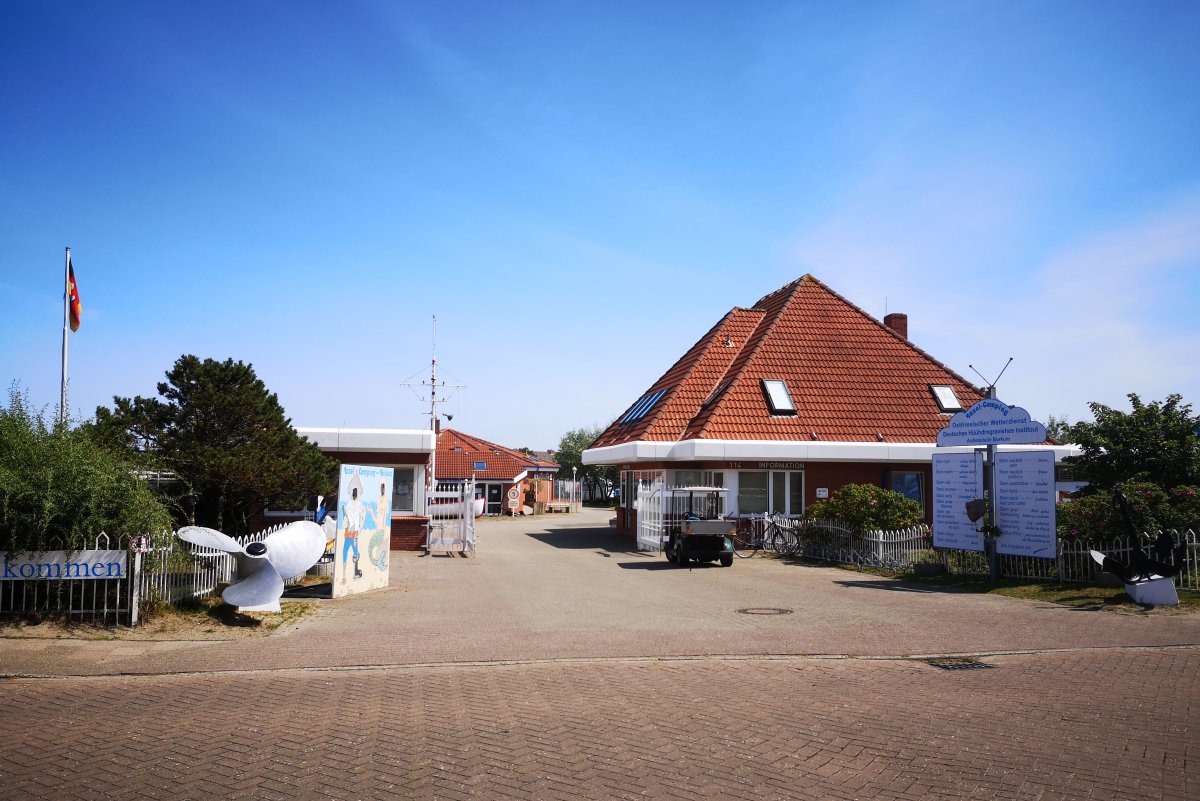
663 486 736 567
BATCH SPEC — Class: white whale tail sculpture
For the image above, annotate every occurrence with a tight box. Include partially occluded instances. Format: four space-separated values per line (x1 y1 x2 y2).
177 521 327 612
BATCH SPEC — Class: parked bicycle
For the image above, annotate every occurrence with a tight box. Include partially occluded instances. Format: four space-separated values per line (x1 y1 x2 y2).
731 514 804 558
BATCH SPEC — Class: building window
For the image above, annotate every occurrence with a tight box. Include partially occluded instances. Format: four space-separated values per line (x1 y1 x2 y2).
738 471 769 514
673 470 724 488
392 468 416 513
930 385 963 412
761 379 797 415
891 471 924 511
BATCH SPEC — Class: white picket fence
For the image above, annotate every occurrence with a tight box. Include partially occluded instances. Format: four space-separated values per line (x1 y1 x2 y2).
1 523 333 626
0 532 136 625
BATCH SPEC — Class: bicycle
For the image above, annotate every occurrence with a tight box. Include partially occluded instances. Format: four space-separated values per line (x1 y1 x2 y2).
765 515 803 558
730 518 765 558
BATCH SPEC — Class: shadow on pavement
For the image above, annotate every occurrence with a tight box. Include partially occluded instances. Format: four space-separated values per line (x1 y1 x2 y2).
526 527 639 553
283 584 332 599
833 579 977 594
617 561 725 570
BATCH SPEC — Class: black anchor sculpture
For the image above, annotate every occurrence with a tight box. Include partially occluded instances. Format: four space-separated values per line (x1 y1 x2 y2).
1088 490 1185 583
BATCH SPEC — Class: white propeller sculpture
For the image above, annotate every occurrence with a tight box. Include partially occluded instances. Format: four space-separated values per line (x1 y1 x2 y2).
177 521 327 611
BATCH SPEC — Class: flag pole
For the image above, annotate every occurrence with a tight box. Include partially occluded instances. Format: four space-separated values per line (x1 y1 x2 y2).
59 246 70 425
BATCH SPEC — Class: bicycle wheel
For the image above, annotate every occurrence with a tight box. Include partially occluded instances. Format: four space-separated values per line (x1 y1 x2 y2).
769 528 795 557
730 530 757 558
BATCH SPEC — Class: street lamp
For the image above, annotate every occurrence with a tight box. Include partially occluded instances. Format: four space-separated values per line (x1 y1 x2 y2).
572 466 577 510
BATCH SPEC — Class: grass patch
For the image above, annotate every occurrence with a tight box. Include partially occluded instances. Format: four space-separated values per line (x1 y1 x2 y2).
902 571 1200 612
1 579 328 641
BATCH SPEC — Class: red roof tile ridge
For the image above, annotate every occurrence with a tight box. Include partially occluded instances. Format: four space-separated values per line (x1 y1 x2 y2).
809 276 983 395
438 428 557 468
689 281 802 438
590 308 761 447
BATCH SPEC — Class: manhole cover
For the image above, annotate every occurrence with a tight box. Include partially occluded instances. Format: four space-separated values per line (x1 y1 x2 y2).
921 657 995 671
736 607 793 616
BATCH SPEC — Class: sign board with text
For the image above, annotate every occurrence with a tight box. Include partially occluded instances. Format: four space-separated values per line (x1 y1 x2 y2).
936 399 1048 447
994 450 1057 557
932 451 985 552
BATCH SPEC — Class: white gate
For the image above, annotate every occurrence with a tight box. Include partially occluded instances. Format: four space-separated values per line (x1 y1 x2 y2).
635 477 666 552
426 481 477 556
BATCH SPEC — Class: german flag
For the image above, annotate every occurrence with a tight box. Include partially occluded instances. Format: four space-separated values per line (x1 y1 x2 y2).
67 255 82 332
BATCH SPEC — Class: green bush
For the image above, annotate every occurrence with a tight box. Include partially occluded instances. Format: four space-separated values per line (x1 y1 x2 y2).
0 388 173 552
1057 480 1200 543
804 483 923 531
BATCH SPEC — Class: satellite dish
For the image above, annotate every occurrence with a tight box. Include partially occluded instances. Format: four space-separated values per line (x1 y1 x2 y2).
178 521 326 611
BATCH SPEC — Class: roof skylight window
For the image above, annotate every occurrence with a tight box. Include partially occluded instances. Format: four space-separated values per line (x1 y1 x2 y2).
930 385 963 412
761 379 797 416
619 388 668 425
701 381 732 409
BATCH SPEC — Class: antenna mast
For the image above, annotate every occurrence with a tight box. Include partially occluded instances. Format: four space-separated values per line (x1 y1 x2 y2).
401 315 466 489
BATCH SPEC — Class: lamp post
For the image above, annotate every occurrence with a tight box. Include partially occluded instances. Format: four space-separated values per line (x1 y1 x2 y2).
572 466 577 511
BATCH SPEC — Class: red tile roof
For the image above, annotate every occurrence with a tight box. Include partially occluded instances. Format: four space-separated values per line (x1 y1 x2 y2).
436 429 559 481
591 275 984 447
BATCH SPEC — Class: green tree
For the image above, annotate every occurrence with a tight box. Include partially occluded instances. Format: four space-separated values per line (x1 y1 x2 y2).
804 483 924 531
1045 414 1073 443
556 425 617 503
1 387 173 552
1063 393 1199 492
88 356 336 535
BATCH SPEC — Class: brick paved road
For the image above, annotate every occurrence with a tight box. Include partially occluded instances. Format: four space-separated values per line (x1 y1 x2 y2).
1 509 1197 799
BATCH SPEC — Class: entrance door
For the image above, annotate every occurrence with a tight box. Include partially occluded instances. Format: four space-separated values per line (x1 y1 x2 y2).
486 484 503 515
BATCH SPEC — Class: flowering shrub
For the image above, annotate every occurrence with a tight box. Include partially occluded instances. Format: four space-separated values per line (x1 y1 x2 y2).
1056 481 1200 543
804 483 923 531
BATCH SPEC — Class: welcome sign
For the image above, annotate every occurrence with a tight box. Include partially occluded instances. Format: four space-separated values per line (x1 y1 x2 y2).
1 550 128 580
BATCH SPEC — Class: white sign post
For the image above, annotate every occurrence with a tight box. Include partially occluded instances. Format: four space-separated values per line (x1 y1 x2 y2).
934 393 1054 578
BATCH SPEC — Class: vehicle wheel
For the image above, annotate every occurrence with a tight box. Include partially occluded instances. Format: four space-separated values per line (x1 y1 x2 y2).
676 542 689 566
720 553 733 567
665 538 677 563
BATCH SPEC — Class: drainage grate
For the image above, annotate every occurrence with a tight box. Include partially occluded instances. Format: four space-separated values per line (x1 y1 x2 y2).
921 657 995 671
736 607 793 616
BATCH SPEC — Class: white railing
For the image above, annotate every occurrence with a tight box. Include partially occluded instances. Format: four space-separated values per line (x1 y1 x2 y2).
1 532 136 624
426 481 477 555
635 478 666 551
947 529 1199 590
776 517 932 568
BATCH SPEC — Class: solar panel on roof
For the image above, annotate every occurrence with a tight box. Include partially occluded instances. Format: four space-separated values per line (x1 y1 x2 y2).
620 388 668 425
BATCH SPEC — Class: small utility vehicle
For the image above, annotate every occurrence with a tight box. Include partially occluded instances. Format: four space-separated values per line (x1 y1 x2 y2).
662 486 736 567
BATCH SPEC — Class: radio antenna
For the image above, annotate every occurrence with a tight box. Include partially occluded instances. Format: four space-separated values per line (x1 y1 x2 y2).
968 357 1013 391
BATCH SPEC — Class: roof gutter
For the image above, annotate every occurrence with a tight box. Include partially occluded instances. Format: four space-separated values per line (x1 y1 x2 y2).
583 438 1081 465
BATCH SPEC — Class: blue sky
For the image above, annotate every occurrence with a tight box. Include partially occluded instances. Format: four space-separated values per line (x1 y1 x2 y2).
3 1 1199 449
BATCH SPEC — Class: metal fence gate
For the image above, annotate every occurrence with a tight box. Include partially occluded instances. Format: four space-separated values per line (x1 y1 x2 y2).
426 481 477 556
635 477 666 552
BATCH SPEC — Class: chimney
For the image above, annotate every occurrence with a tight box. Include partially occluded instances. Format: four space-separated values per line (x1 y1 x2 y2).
434 418 441 435
883 312 908 339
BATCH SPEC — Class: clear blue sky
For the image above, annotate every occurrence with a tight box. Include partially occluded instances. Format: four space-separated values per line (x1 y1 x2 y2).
3 1 1199 449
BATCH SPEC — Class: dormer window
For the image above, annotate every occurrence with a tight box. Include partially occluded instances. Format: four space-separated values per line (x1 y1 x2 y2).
761 379 797 416
930 385 963 412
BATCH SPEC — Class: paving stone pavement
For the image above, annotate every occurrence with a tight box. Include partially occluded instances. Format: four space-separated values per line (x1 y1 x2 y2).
1 509 1198 800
